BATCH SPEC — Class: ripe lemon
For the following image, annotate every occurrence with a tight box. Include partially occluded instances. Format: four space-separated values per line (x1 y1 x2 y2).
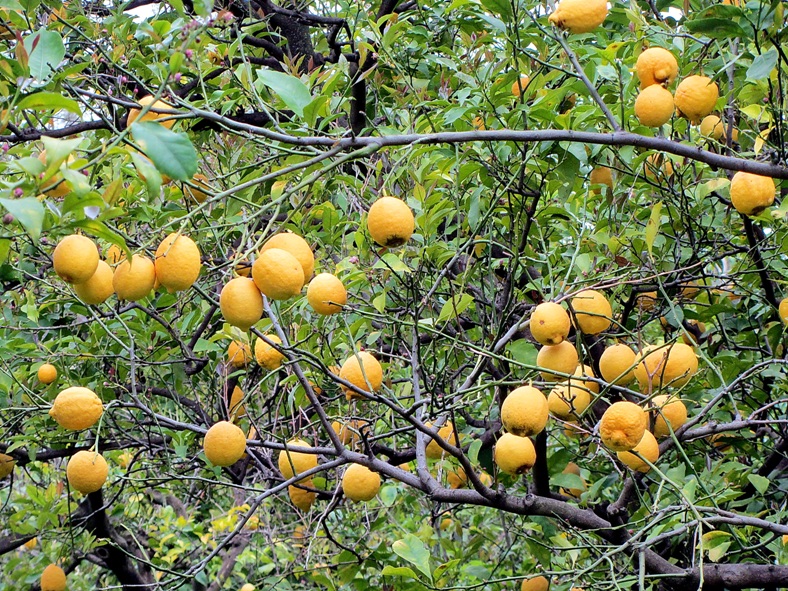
651 394 688 437
674 75 719 123
511 74 530 97
332 420 362 445
617 429 659 472
560 462 586 498
255 334 285 370
367 196 415 247
681 319 706 345
289 482 317 510
342 463 381 501
634 84 675 127
426 420 459 459
66 450 109 493
228 385 246 419
635 47 678 88
530 302 571 346
599 401 647 451
599 343 636 385
252 248 304 300
260 232 315 283
128 95 177 129
220 277 263 330
154 233 201 292
203 420 247 466
730 171 776 216
589 166 613 192
779 298 788 324
105 244 123 265
439 517 454 531
634 343 698 390
240 585 256 591
113 254 156 301
644 153 674 178
699 115 724 140
548 0 607 33
501 385 549 436
53 234 99 284
521 575 550 591
472 116 486 130
0 453 15 479
41 564 67 591
569 364 600 394
37 363 58 385
571 289 612 334
49 386 103 430
447 465 468 489
307 273 347 315
547 382 591 419
227 340 252 368
184 173 211 204
637 291 658 311
23 537 37 550
74 259 114 304
537 340 579 380
339 351 383 400
494 432 536 475
278 438 317 481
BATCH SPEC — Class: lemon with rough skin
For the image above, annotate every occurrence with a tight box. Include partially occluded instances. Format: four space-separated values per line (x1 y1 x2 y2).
571 289 612 334
537 340 579 381
547 382 591 419
548 0 607 33
501 385 549 437
307 273 347 315
67 450 109 493
260 232 315 283
53 234 99 284
289 482 317 510
220 277 263 331
278 438 317 481
41 564 67 591
511 75 530 97
0 453 15 479
252 247 304 300
37 363 58 385
74 259 114 304
342 463 381 501
635 84 675 127
203 421 246 466
636 47 678 88
426 420 459 459
255 334 285 370
154 233 201 292
599 343 637 385
779 298 788 325
589 167 613 192
367 196 415 247
521 575 550 591
674 75 719 123
651 394 688 437
634 343 698 390
113 254 156 301
184 173 211 204
228 385 246 419
494 432 536 475
599 401 648 452
530 302 571 346
49 386 103 430
128 95 177 129
700 115 724 140
227 340 252 368
339 351 383 400
730 171 776 216
617 429 659 472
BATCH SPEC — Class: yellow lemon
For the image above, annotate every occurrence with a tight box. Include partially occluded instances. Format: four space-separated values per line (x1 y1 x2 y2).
113 254 156 301
367 196 415 247
548 0 607 33
53 234 99 284
674 75 719 123
779 298 788 325
699 115 724 140
560 462 586 498
0 453 15 479
227 340 252 368
220 277 263 330
228 385 246 419
599 401 648 451
571 289 612 334
651 394 688 437
547 382 591 420
252 248 304 300
589 166 614 192
40 564 67 591
260 232 314 283
634 343 698 391
521 575 550 591
255 334 285 370
184 173 211 204
511 75 530 97
530 302 571 346
37 363 58 385
730 171 776 216
635 47 678 88
203 421 247 466
105 244 124 265
128 95 177 129
74 259 114 304
494 432 536 475
342 463 381 501
339 351 383 400
66 450 109 493
617 429 659 472
289 482 317 510
154 233 201 292
634 84 675 127
332 420 362 445
278 438 317 481
425 420 459 459
49 386 103 430
501 385 549 437
537 340 579 381
598 343 636 385
307 273 347 315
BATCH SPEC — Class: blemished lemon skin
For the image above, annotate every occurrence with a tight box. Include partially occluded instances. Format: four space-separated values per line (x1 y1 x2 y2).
425 421 459 459
66 450 109 493
617 429 660 472
651 394 688 437
599 343 637 386
521 575 550 591
548 0 607 34
278 438 317 481
252 247 304 300
537 340 579 381
494 432 537 475
74 260 115 305
530 302 571 346
599 401 648 452
307 273 347 315
260 233 315 283
635 47 678 88
674 75 719 123
128 95 177 129
154 233 202 292
571 289 612 334
255 334 285 370
501 385 549 437
37 363 58 385
342 463 381 501
49 386 104 430
219 277 263 331
634 85 675 127
203 421 247 466
40 564 67 591
289 483 317 510
367 196 415 247
547 383 592 419
730 172 776 216
339 351 383 400
113 254 156 301
53 234 99 284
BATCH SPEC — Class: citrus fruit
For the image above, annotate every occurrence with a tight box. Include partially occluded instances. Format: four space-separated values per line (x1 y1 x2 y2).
332 420 362 445
49 386 103 430
203 420 247 466
105 244 123 265
635 47 678 88
227 340 252 368
530 302 571 346
41 564 67 591
220 277 263 330
255 334 285 370
184 173 211 204
66 450 109 493
127 95 177 129
598 343 637 385
307 273 347 315
617 430 659 472
651 394 688 437
511 75 530 97
0 453 15 478
547 382 592 419
260 232 314 283
699 115 724 140
278 438 317 481
252 247 304 300
521 575 550 591
780 298 788 324
339 351 383 400
289 483 317 510
634 84 675 127
37 363 58 385
548 0 607 33
599 401 648 451
53 234 99 284
589 166 613 192
447 465 468 489
154 233 201 292
74 259 114 304
228 385 246 419
501 385 549 437
637 291 658 311
571 289 612 334
536 340 578 381
560 462 586 498
113 254 156 301
38 150 74 198
634 343 698 390
342 463 381 501
367 196 415 247
644 153 674 178
426 420 459 459
730 171 776 216
674 75 719 123
494 432 536 475
681 319 706 345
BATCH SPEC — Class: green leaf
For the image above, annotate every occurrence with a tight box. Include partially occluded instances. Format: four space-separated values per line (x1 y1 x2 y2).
130 122 197 182
23 29 65 85
60 168 91 198
257 70 312 117
0 197 44 239
380 565 419 579
747 473 770 494
747 49 778 81
685 18 746 39
129 151 162 196
480 0 512 19
41 136 81 167
645 201 662 256
16 92 81 115
391 535 432 581
467 439 482 465
437 292 474 322
433 559 461 581
372 252 411 274
168 0 185 16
